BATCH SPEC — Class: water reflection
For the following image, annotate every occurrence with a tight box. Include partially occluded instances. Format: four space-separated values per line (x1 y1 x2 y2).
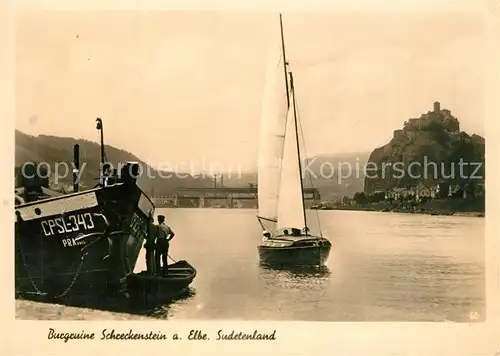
17 287 197 318
259 263 331 278
258 263 332 298
141 288 197 319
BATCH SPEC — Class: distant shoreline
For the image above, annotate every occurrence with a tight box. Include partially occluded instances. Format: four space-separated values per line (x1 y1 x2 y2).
316 206 484 217
314 198 485 218
153 203 485 217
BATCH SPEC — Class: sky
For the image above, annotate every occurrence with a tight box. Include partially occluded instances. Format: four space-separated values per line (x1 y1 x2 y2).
15 6 492 172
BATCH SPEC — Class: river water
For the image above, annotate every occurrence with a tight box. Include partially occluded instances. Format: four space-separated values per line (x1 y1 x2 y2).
16 209 485 322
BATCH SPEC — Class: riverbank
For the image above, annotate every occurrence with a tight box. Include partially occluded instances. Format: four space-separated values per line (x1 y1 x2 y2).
318 198 485 217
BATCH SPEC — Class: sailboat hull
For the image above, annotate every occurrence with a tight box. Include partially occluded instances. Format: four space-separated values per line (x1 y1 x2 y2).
258 237 331 267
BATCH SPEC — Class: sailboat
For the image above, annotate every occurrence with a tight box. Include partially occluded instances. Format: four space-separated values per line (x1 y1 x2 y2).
257 14 331 267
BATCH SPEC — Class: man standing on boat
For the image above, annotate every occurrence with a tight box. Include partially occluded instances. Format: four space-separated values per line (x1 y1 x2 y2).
155 215 175 276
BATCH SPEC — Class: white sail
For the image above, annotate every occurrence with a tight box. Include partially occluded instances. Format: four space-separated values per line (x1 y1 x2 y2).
276 86 306 231
257 37 289 223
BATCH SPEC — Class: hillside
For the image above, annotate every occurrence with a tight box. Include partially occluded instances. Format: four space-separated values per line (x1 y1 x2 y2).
304 152 368 200
221 152 369 200
364 101 485 193
15 130 367 200
15 130 214 195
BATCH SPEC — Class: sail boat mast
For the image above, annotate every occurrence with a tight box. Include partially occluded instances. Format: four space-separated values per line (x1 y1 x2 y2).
279 13 290 108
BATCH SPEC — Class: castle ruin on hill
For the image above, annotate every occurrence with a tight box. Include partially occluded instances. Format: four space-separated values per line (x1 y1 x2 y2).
392 101 461 141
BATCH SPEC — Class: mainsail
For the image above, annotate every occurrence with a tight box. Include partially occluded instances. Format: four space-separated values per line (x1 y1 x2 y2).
276 85 306 230
257 36 289 224
257 14 326 253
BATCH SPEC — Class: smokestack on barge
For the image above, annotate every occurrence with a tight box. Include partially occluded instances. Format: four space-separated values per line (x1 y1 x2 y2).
73 144 80 193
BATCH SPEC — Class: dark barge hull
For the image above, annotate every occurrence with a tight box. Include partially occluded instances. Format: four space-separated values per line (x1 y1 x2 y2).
126 260 197 305
258 237 331 267
15 182 155 301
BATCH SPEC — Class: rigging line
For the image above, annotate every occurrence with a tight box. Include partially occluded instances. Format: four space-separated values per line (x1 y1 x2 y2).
279 13 290 108
293 88 324 238
290 73 307 230
258 218 274 233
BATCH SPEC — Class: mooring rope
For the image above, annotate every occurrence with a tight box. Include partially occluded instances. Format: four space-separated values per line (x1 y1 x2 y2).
15 210 112 300
168 254 177 263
